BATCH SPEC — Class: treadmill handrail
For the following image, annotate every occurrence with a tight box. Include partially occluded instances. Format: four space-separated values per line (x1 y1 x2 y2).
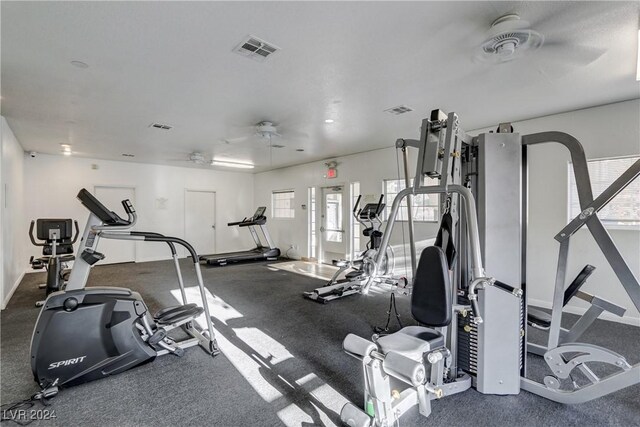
228 216 267 227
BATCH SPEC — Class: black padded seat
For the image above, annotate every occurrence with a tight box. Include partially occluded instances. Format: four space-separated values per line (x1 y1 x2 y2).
527 307 552 329
376 326 444 362
376 246 451 362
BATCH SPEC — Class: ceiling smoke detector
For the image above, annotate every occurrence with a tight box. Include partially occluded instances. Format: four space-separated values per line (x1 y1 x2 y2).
477 14 544 63
233 35 280 62
384 105 414 115
149 122 173 130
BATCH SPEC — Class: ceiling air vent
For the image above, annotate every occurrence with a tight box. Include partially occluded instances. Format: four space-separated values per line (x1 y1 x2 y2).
271 144 285 149
150 123 173 130
384 105 414 115
233 35 280 62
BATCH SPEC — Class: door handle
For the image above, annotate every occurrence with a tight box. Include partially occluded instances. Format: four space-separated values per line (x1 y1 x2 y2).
320 226 325 232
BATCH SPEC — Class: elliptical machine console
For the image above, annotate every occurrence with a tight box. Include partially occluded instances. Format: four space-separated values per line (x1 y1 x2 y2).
30 189 219 397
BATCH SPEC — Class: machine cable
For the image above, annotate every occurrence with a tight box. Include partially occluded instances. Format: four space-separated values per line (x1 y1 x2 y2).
373 292 404 335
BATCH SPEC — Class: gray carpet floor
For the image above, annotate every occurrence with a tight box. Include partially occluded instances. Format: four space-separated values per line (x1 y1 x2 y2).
1 259 639 426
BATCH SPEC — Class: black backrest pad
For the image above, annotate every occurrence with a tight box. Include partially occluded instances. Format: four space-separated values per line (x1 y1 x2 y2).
411 246 452 327
36 219 73 241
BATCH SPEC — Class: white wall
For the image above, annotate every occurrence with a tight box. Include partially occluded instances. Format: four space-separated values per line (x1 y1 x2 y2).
24 154 255 264
256 99 640 324
254 146 440 271
1 117 28 308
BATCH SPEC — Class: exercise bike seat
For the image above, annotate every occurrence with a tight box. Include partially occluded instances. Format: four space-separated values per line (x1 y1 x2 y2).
376 326 444 362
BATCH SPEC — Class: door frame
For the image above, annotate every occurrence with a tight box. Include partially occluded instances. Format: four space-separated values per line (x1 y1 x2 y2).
94 185 137 262
184 188 217 255
318 183 347 264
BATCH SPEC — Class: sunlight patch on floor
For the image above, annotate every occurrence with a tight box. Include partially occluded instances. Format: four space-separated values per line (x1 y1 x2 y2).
172 286 243 326
277 403 314 426
268 261 337 281
172 286 352 426
235 327 294 365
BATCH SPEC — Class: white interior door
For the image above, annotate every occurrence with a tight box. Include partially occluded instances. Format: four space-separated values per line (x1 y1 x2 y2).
184 190 216 256
320 186 347 263
94 186 136 264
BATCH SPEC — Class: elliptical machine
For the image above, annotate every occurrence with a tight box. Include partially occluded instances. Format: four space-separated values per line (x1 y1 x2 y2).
28 219 80 307
304 195 398 303
30 189 219 397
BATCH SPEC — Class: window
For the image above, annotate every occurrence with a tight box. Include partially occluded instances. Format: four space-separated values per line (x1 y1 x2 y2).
350 182 361 258
568 156 640 228
272 190 295 219
308 187 316 259
383 178 440 222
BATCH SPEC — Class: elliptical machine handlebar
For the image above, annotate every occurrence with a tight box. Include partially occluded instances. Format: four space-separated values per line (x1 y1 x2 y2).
353 195 362 215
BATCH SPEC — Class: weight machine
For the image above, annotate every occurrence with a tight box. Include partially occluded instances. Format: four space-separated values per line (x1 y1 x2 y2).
341 109 640 426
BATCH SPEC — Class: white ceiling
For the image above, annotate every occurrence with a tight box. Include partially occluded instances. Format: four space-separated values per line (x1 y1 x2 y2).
2 1 639 173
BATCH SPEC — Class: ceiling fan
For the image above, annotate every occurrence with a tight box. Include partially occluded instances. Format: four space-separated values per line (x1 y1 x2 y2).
222 120 307 147
220 120 308 165
473 13 606 77
168 151 210 165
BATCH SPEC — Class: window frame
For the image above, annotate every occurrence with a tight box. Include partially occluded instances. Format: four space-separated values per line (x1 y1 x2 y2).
382 178 440 223
567 155 640 230
271 189 296 219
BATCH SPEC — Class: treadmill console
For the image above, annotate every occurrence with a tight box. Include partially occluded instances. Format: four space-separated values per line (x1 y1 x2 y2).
252 207 266 220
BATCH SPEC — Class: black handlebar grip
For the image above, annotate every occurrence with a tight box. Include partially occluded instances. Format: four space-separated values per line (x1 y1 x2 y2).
353 195 362 214
71 221 80 244
377 194 384 206
122 199 136 214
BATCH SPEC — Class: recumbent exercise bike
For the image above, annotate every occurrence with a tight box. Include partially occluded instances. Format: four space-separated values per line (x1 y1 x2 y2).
28 218 79 307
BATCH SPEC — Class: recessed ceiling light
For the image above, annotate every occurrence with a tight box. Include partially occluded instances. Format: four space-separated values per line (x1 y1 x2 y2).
63 151 72 156
211 160 255 169
296 148 305 152
324 119 334 124
70 60 89 69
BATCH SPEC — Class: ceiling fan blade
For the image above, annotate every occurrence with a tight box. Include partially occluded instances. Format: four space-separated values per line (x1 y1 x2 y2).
278 126 309 140
541 41 606 67
220 135 253 145
531 42 606 80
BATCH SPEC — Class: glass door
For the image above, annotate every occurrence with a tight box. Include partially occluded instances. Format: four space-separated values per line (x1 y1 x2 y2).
320 186 346 262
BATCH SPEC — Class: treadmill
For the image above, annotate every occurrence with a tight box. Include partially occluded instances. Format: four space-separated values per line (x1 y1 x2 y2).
199 207 281 266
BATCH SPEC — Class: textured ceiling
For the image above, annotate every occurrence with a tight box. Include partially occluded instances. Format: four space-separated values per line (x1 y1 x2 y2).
1 1 639 172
